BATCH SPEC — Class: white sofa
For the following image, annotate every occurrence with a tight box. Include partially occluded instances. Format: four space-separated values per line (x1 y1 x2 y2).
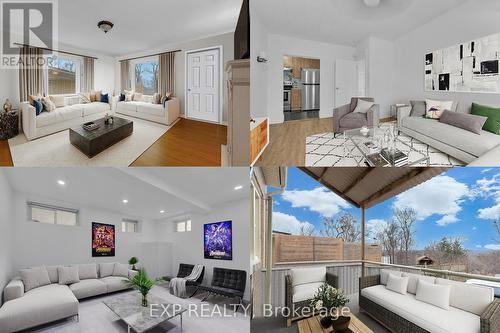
114 95 180 126
21 98 112 141
0 263 135 332
360 269 498 333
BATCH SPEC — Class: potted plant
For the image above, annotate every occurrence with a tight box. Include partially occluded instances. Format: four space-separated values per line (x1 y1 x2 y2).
310 283 349 328
126 268 164 307
128 257 139 271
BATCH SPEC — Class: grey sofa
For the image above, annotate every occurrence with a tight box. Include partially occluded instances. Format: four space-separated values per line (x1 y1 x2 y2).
397 102 500 164
333 97 380 136
0 263 136 332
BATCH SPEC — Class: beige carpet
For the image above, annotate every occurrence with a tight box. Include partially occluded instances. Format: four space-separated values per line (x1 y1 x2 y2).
9 116 176 167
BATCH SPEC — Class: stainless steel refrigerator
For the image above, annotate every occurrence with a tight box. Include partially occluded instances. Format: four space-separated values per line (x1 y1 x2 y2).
301 68 320 111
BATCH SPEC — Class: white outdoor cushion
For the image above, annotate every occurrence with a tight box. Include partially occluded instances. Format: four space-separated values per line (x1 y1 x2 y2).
101 276 129 293
402 272 435 294
353 99 374 114
74 263 98 280
386 274 408 295
380 269 401 285
69 279 107 299
36 106 81 128
137 103 165 117
113 263 129 278
19 267 51 292
361 285 480 333
292 282 323 303
99 263 116 278
291 267 326 287
436 278 494 316
44 266 61 284
58 266 80 285
415 279 450 310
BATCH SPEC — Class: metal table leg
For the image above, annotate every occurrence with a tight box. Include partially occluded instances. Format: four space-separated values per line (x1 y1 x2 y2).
180 312 183 332
128 325 131 333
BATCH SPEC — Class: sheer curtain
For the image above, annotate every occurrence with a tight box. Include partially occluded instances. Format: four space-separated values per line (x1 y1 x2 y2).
120 60 131 92
159 52 176 96
82 57 94 93
18 46 45 102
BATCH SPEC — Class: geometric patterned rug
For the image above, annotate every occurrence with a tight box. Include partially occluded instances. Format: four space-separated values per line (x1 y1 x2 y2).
306 123 464 167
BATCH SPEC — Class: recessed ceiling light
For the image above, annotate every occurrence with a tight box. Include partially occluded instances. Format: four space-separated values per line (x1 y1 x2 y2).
122 199 128 204
57 180 66 186
234 185 243 190
364 0 381 8
160 210 165 214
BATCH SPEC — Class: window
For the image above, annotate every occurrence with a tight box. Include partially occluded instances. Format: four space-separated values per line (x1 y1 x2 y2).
122 219 139 233
176 220 192 233
48 56 80 95
28 202 78 226
132 58 159 95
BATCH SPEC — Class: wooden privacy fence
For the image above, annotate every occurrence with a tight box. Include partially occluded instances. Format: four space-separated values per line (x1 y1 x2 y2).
273 234 382 264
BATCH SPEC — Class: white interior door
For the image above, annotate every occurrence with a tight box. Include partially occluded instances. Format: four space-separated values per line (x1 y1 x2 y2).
335 60 361 107
186 48 221 123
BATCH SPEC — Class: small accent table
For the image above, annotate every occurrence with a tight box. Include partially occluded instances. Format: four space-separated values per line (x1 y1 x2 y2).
0 110 19 140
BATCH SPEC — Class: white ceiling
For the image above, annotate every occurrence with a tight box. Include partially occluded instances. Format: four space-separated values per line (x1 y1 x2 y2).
4 168 249 221
253 0 470 46
54 0 242 57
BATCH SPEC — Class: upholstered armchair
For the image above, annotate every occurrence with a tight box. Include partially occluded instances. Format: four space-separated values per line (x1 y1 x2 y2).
284 267 338 327
333 97 380 136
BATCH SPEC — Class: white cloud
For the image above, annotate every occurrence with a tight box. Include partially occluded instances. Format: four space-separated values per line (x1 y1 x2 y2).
478 204 500 220
281 187 351 217
393 175 470 226
366 219 387 241
484 244 500 250
475 173 500 220
481 168 493 174
472 226 477 230
475 244 483 248
272 212 315 235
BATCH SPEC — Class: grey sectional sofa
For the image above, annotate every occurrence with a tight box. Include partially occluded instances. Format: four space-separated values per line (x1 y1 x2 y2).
0 263 135 332
397 102 500 164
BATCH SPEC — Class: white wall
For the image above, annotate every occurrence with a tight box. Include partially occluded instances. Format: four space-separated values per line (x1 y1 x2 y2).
115 33 234 123
393 0 500 107
264 34 356 124
0 171 13 306
155 198 250 300
250 9 268 119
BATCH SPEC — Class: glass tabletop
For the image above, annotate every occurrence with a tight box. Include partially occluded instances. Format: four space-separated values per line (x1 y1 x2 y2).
343 126 429 167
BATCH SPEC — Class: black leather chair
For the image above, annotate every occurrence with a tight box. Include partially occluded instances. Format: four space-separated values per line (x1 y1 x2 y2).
191 267 247 311
164 263 205 287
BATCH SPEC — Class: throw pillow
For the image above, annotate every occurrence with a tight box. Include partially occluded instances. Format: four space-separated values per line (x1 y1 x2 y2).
132 93 143 101
74 263 98 280
112 263 129 278
161 95 168 107
101 93 109 104
166 92 174 100
119 93 126 102
415 279 450 310
353 99 375 114
410 100 426 117
99 262 116 278
44 265 61 284
20 267 51 292
435 278 494 316
425 99 453 119
386 274 409 295
401 272 435 294
471 103 500 135
80 93 91 104
380 269 401 285
49 95 66 108
41 96 56 112
32 99 43 116
153 93 161 104
439 110 488 135
58 266 80 285
28 94 41 105
90 90 102 103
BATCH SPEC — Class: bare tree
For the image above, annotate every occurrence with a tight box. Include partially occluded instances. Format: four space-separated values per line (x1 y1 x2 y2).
299 224 315 236
394 207 417 265
135 64 146 93
321 212 360 242
494 218 500 243
381 221 400 264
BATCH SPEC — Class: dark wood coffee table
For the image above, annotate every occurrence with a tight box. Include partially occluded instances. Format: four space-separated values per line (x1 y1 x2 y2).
70 117 133 158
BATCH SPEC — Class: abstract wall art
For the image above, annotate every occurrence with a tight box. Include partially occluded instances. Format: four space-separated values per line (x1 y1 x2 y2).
204 221 233 260
92 222 116 257
425 33 500 93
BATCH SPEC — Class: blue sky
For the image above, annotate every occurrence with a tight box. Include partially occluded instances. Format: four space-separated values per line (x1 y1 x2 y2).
272 168 500 251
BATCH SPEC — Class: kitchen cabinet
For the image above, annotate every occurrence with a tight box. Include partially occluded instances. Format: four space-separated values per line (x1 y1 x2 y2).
250 118 269 165
291 89 302 111
284 56 293 68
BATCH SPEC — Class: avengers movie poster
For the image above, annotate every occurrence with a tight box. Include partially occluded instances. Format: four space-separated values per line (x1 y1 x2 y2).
92 223 115 257
204 221 233 260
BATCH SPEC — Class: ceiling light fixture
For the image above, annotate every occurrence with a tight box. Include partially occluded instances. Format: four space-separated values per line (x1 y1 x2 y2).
160 210 165 214
98 20 114 34
363 0 381 8
122 199 128 204
234 185 243 191
57 180 66 186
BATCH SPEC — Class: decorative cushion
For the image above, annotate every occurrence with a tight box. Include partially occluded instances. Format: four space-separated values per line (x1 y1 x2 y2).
80 93 91 104
153 93 161 104
401 272 435 294
132 93 143 102
49 95 66 108
58 266 80 285
99 262 116 278
380 269 401 285
119 93 126 102
471 103 500 135
353 99 375 114
112 263 129 278
19 267 51 292
90 91 102 103
425 99 453 119
410 100 426 117
436 278 494 315
290 267 326 287
439 110 487 134
44 265 61 284
74 263 98 280
28 94 42 105
415 279 450 310
100 93 109 104
124 90 133 102
32 99 43 116
41 97 56 112
339 112 368 129
386 274 409 295
166 92 174 100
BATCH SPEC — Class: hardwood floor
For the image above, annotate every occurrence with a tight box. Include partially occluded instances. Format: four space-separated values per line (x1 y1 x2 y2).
255 118 333 167
0 140 13 167
130 118 227 167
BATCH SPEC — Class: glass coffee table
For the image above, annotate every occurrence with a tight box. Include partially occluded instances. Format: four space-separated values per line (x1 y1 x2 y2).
104 293 187 333
344 126 429 167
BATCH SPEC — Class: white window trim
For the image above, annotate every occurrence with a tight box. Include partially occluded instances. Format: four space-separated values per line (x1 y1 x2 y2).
27 201 79 226
122 218 140 233
130 55 159 94
46 53 82 96
175 219 192 233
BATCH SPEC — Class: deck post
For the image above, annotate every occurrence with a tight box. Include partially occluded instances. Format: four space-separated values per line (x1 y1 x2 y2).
361 207 366 277
264 197 273 307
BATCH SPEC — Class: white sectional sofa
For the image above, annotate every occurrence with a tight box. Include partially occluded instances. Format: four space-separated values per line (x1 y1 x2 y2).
359 269 499 333
0 263 135 332
21 97 112 141
114 95 180 126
